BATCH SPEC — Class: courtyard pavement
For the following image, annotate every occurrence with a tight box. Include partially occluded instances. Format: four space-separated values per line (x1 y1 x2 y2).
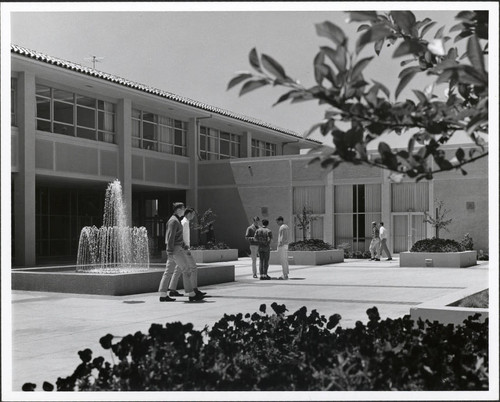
7 257 489 393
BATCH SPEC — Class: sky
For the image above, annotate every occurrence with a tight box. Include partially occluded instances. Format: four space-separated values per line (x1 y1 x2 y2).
3 2 481 147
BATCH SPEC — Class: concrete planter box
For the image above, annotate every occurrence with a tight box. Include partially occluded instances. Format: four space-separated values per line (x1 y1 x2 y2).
399 250 477 268
161 249 238 263
189 249 238 263
270 249 344 265
410 285 488 326
11 263 235 296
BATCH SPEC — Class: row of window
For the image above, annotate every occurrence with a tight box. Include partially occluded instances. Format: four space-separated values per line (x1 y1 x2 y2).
12 82 280 159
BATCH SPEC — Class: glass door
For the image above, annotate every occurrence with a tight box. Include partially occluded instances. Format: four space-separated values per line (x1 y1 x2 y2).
392 212 427 252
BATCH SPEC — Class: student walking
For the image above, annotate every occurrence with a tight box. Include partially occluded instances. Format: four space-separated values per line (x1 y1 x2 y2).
158 202 205 302
378 221 393 261
369 221 381 261
254 219 272 280
167 207 207 298
245 216 260 278
276 216 290 280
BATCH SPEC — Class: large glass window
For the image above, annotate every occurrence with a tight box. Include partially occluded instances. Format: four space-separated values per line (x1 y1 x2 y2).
132 109 187 156
199 126 240 160
251 139 276 157
35 84 116 143
334 184 381 251
11 78 17 127
293 186 325 241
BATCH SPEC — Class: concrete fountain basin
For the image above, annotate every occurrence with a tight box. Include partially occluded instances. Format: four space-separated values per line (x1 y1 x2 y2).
11 263 235 296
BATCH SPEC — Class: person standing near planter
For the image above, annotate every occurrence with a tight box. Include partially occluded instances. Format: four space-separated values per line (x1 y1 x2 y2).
158 202 205 302
245 216 261 278
254 219 273 280
276 216 290 280
167 207 207 298
369 221 381 261
378 221 393 261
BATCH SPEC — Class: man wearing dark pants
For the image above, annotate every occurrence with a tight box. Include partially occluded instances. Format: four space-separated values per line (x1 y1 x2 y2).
158 202 205 302
254 219 272 280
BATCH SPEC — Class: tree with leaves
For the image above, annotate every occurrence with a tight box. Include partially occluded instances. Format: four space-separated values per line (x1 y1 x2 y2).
192 208 217 245
423 199 453 239
228 10 488 182
295 205 318 240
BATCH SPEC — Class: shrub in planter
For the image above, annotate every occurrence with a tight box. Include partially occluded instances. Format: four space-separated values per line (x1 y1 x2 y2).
477 250 489 261
460 233 474 251
410 238 465 253
190 241 230 250
288 239 333 251
24 304 488 392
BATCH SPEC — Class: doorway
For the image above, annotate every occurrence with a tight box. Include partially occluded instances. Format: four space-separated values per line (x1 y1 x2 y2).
392 212 427 253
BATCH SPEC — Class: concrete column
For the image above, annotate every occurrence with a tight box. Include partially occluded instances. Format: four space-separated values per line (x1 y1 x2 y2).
381 173 392 253
240 131 249 158
186 118 198 211
14 72 37 266
116 98 132 225
324 171 334 245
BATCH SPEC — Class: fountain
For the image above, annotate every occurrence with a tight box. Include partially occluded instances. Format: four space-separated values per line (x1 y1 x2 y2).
12 180 235 295
76 180 149 273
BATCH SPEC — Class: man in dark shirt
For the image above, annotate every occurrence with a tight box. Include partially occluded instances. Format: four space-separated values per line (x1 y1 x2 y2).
158 202 205 302
254 219 273 280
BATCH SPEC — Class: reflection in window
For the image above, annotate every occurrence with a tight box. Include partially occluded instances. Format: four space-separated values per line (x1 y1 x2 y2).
251 139 276 157
132 109 187 156
199 126 240 160
35 84 115 143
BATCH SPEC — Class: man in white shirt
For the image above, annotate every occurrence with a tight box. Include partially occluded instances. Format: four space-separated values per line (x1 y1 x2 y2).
167 207 207 297
378 222 393 261
276 216 290 280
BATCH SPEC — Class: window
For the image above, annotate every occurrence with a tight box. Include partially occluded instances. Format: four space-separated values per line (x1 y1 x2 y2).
11 78 17 127
35 84 116 143
334 184 381 251
391 182 429 212
199 126 240 160
132 109 187 155
293 186 325 241
251 139 276 157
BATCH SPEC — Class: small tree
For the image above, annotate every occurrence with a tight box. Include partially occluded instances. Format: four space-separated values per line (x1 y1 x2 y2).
423 200 452 239
295 205 318 240
193 209 217 245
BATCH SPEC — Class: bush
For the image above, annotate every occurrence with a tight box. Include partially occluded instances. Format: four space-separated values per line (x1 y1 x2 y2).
460 233 474 251
190 241 230 250
24 304 488 392
289 239 333 251
336 243 371 259
478 250 489 261
410 238 465 253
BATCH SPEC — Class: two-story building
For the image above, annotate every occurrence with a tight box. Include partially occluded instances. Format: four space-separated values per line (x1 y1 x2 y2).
10 44 489 267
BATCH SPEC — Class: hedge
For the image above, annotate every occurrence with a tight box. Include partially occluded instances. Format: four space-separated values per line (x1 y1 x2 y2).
23 304 488 392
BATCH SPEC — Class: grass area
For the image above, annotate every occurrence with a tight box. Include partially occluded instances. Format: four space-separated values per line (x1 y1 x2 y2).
452 289 489 308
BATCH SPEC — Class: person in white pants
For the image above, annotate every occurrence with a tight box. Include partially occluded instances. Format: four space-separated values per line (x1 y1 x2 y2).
378 222 393 261
166 207 206 298
245 216 260 278
276 216 290 280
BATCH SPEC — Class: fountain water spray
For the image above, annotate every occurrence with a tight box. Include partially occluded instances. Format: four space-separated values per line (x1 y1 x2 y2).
76 180 150 273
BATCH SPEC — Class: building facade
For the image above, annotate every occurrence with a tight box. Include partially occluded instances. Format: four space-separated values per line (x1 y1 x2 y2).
10 45 489 267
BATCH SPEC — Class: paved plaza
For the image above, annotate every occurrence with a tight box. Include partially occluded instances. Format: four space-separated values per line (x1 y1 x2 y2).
8 257 489 392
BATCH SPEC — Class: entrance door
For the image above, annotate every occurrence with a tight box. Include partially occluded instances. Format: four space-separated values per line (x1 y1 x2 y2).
392 212 427 253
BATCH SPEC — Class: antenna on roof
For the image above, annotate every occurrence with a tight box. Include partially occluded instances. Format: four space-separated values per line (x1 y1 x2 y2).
84 55 104 69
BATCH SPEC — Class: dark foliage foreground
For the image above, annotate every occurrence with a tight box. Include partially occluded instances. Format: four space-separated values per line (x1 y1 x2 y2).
23 304 488 392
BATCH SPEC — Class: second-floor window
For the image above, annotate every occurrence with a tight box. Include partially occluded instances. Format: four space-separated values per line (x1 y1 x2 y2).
132 109 187 156
199 126 240 160
11 78 17 127
251 139 276 157
35 84 116 143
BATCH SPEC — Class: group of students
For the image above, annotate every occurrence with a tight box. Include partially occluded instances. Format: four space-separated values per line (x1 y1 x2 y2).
368 221 393 261
245 216 290 280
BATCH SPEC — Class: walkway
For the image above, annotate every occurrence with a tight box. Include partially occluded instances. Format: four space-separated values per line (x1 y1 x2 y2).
7 257 489 393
